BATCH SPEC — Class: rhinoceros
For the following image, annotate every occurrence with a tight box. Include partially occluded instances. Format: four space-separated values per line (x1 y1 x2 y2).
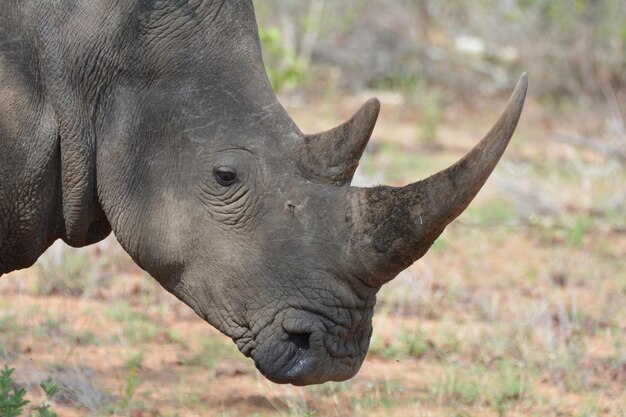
0 0 527 385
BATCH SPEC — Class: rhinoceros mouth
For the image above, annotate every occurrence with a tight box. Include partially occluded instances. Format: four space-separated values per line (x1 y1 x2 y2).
242 307 373 385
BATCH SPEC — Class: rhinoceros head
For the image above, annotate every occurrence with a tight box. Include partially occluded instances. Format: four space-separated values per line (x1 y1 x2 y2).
92 1 527 385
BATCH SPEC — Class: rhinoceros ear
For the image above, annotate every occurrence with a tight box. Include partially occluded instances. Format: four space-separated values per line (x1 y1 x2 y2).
299 98 380 186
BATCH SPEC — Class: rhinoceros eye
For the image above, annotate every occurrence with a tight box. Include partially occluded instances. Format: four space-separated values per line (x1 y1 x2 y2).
214 167 237 187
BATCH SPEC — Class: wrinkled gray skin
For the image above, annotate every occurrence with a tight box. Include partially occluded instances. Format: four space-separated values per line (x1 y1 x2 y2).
0 0 527 385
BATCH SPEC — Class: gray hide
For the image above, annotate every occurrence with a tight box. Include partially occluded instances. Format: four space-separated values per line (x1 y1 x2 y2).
0 0 527 385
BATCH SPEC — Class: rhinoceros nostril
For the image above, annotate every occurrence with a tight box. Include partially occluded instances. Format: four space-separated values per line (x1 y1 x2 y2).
286 331 311 351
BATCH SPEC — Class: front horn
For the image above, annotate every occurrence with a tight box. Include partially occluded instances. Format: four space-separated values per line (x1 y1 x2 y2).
348 74 528 286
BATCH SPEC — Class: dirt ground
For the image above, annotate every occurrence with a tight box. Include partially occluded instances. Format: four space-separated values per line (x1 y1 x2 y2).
1 93 625 417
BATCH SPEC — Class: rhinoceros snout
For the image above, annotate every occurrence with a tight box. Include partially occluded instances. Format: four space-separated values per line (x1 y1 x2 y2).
285 330 312 351
250 308 371 385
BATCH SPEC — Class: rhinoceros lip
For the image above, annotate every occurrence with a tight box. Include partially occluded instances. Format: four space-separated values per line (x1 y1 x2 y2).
255 339 363 385
235 334 256 358
242 307 372 385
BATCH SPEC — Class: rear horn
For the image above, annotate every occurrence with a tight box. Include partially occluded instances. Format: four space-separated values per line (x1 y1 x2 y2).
299 98 380 186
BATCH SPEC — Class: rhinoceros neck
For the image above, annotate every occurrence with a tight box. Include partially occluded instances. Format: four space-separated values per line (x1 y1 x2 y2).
0 3 115 275
0 5 60 273
0 96 63 274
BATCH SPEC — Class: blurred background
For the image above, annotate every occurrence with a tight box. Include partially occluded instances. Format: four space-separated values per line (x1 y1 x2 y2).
1 1 625 416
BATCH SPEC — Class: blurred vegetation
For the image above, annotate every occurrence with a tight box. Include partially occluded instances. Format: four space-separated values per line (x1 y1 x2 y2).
0 367 58 417
259 27 306 92
255 0 626 100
